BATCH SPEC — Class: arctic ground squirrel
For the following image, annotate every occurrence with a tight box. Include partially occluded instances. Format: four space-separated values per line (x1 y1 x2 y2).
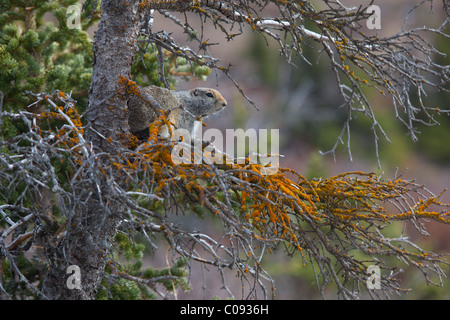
128 85 227 141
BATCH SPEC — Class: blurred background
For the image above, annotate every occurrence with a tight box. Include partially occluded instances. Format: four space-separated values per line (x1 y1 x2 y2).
144 0 450 300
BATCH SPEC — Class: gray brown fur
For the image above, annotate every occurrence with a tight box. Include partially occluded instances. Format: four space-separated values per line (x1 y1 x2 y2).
127 85 227 140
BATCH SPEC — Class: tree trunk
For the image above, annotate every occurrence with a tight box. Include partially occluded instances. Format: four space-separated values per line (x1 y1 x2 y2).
41 0 142 299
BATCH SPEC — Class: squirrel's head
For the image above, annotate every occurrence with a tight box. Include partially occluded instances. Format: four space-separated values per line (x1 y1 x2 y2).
190 88 227 114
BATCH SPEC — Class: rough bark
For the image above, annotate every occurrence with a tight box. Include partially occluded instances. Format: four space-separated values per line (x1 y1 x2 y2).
41 0 142 299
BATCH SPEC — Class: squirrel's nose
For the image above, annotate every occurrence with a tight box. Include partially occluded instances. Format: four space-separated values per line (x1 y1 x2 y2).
222 101 227 107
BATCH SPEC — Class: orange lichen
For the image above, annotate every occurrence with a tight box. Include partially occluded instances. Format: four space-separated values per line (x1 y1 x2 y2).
31 91 450 284
118 75 141 98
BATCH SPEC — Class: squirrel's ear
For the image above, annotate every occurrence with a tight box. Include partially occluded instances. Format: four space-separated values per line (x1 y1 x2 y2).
191 89 199 96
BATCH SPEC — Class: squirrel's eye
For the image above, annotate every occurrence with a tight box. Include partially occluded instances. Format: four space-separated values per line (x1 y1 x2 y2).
206 92 214 98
